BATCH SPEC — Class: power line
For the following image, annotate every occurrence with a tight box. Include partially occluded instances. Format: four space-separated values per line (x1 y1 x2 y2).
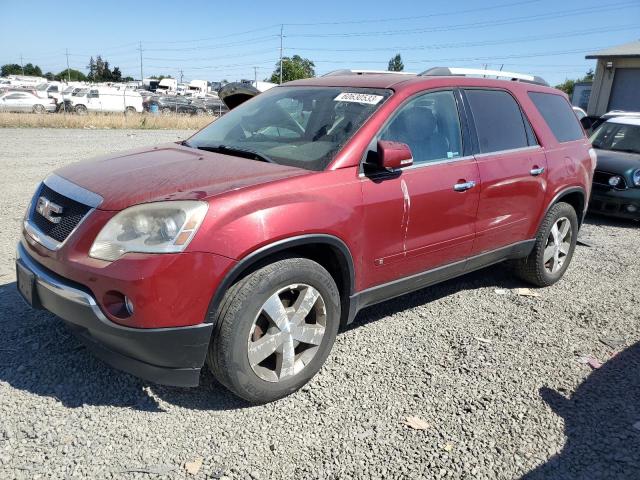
286 2 639 38
284 0 541 26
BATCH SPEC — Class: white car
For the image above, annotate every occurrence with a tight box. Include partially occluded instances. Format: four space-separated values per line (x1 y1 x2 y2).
70 87 144 114
0 91 56 113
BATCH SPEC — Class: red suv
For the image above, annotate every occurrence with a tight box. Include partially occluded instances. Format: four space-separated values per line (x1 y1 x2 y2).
16 68 595 403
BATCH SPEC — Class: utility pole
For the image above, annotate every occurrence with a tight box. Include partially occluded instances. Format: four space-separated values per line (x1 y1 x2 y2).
254 66 258 85
20 54 24 75
65 48 70 82
138 41 143 82
179 69 184 83
279 24 284 84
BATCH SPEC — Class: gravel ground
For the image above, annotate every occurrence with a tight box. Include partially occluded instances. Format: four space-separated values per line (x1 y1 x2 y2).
0 128 639 479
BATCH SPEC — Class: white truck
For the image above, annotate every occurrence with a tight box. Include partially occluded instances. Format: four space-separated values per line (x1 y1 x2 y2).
70 87 143 114
187 79 209 97
156 78 178 94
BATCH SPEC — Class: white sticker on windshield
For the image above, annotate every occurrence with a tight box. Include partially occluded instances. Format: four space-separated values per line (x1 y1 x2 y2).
334 92 384 105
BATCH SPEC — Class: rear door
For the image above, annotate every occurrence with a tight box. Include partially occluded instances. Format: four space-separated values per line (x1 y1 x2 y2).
361 89 479 288
462 88 547 254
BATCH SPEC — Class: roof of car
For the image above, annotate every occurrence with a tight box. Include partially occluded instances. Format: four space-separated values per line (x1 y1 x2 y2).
607 116 640 126
284 73 558 94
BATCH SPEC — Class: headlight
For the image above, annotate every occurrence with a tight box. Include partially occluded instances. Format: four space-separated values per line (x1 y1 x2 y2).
89 201 208 261
633 169 640 187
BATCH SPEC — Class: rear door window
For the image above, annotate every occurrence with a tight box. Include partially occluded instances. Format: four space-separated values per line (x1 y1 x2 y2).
528 92 584 142
464 89 529 153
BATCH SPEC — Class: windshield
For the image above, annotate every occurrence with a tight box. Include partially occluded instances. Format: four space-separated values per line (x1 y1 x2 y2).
187 86 391 171
591 121 640 154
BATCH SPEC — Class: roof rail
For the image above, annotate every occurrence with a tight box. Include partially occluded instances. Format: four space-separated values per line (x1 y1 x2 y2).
322 69 416 77
419 67 548 86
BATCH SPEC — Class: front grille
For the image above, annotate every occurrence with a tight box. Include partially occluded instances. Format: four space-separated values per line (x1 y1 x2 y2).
29 183 92 243
593 170 627 189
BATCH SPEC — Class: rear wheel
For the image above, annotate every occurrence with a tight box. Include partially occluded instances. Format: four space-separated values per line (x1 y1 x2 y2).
161 107 172 115
195 108 206 116
513 202 578 287
207 258 340 403
75 104 87 115
32 104 45 114
125 106 136 115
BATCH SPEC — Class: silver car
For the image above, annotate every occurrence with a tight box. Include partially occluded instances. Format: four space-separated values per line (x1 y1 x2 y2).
0 91 56 113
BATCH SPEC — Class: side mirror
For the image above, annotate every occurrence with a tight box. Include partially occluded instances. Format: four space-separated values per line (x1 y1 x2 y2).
377 140 413 170
580 116 594 131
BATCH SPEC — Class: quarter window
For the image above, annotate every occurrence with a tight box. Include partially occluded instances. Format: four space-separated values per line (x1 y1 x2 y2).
380 90 463 164
528 92 584 143
465 89 529 153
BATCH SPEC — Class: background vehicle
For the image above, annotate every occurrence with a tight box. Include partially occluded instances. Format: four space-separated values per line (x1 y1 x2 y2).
156 78 178 94
589 116 640 219
0 91 56 113
144 95 205 115
16 68 593 403
70 87 143 114
190 96 228 116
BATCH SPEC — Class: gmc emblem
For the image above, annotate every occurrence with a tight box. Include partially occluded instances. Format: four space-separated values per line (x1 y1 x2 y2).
36 196 63 224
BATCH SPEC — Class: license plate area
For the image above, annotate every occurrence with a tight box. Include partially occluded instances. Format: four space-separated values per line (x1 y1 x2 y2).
16 261 39 308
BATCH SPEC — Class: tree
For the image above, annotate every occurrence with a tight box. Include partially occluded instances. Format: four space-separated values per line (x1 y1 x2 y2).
87 57 96 80
86 55 125 82
555 69 594 96
44 72 55 81
1 63 42 76
388 54 404 72
269 55 315 84
111 67 122 82
56 69 87 81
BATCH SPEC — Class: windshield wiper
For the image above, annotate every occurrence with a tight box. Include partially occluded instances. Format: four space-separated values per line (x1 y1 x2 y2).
189 144 274 163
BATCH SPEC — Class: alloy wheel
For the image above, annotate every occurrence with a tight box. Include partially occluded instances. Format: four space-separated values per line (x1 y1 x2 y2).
544 217 572 274
247 284 326 382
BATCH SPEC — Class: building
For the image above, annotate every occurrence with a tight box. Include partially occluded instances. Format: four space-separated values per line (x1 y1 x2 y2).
586 40 640 116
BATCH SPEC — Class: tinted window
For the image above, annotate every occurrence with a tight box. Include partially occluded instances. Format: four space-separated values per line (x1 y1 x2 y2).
465 89 529 153
528 92 584 142
380 90 463 164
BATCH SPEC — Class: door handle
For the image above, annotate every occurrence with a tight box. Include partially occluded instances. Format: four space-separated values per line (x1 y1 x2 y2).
453 180 476 192
530 167 545 176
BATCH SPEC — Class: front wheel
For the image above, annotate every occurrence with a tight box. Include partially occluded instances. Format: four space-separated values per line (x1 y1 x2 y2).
32 104 45 114
207 258 340 403
75 104 88 115
513 201 578 287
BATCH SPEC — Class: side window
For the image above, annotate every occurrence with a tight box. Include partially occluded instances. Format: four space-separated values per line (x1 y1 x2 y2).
88 90 99 98
465 89 529 153
380 90 463 164
528 92 584 143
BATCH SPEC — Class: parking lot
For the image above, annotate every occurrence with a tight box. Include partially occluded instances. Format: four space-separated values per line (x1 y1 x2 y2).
0 128 638 479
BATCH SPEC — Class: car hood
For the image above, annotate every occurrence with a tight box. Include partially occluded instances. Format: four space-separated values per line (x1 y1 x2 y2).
53 143 310 210
217 82 260 109
595 149 640 174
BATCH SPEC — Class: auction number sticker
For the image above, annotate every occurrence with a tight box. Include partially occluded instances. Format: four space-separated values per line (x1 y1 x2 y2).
334 92 384 105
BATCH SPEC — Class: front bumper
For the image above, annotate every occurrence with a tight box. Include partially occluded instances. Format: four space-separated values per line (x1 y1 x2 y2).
16 242 212 387
589 185 640 220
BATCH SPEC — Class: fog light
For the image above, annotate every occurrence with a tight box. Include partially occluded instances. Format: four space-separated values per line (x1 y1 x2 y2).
609 175 622 187
627 205 638 213
125 296 135 315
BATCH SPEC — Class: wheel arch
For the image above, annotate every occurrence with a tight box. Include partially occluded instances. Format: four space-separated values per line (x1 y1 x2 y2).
207 234 356 329
539 187 587 232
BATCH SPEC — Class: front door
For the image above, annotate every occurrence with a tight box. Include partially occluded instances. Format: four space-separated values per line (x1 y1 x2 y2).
361 90 479 289
463 88 548 253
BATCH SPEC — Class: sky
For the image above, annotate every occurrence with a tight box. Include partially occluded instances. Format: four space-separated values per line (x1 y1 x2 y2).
1 0 639 86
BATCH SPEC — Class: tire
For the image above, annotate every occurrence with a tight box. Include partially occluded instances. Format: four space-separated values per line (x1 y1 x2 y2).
32 104 45 114
513 202 578 287
195 108 205 116
161 107 172 115
75 104 87 115
207 258 340 403
125 106 136 115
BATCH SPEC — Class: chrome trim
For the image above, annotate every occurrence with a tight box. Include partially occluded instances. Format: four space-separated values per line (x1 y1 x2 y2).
24 206 95 252
530 167 545 176
474 145 541 159
43 174 103 208
24 175 101 252
16 242 102 312
453 180 476 191
359 154 475 178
